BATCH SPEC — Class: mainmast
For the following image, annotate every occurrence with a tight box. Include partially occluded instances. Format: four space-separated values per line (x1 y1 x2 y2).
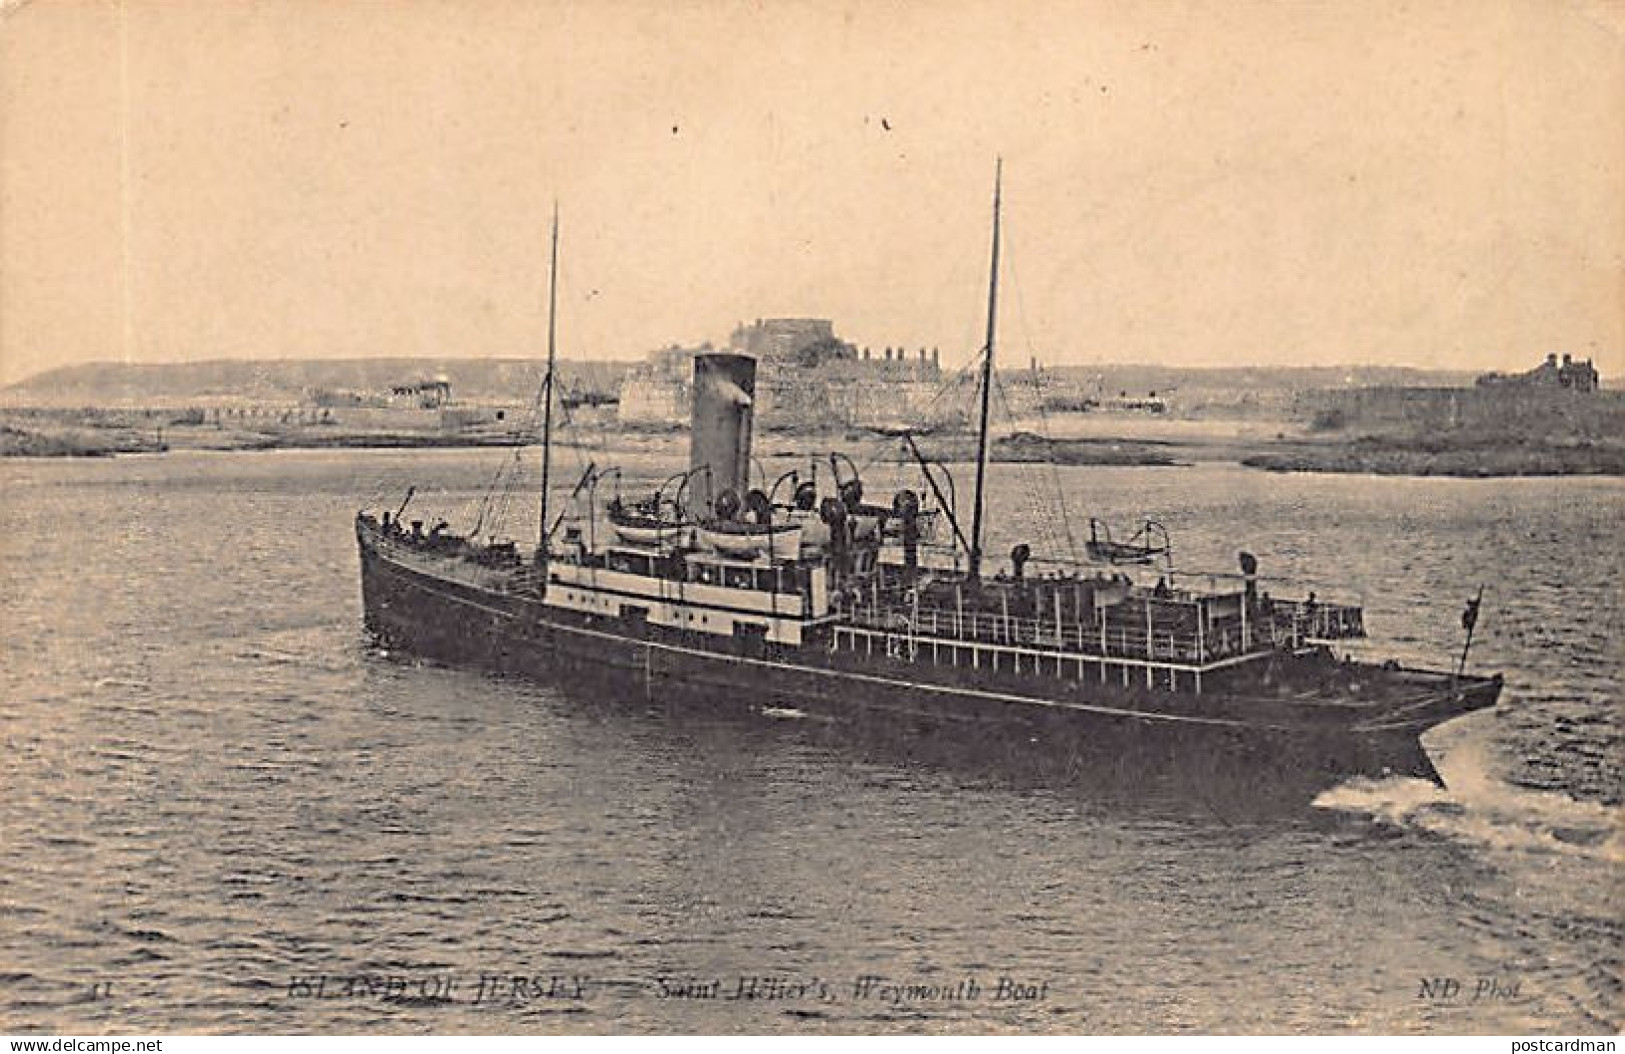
538 202 560 554
969 158 1002 580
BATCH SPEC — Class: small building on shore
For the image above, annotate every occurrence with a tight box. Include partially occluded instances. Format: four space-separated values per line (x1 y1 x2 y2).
1477 353 1600 394
389 379 454 408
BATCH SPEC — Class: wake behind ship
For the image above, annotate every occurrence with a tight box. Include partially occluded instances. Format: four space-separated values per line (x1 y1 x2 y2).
355 179 1502 787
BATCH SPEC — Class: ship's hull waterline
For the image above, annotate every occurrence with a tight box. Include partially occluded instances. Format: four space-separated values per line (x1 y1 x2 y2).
358 526 1497 785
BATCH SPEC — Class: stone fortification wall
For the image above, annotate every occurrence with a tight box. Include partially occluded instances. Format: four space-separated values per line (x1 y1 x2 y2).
1313 385 1625 438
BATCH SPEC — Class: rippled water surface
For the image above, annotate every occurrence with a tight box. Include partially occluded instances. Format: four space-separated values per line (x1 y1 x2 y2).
1 448 1619 1034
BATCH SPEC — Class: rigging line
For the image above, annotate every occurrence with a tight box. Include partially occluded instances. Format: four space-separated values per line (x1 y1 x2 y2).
469 473 496 538
486 447 529 540
557 386 604 485
490 378 552 541
846 334 985 458
536 384 610 546
472 361 551 538
486 462 511 539
496 456 529 539
912 343 985 418
463 472 498 538
470 444 521 539
1002 237 1082 565
488 357 567 542
362 480 398 512
989 368 1071 565
492 443 530 538
845 346 984 482
1022 379 1084 565
529 367 617 544
480 455 519 541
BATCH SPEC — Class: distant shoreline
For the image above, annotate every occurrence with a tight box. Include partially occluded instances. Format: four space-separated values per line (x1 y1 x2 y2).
4 415 1622 478
1240 438 1625 478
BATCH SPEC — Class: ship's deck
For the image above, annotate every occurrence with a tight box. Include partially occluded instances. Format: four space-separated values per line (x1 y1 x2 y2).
833 575 1365 692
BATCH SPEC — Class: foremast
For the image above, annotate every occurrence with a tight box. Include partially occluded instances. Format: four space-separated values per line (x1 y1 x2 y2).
538 202 560 557
969 159 1002 580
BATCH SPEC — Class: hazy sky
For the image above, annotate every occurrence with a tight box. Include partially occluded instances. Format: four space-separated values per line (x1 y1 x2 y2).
1 0 1621 385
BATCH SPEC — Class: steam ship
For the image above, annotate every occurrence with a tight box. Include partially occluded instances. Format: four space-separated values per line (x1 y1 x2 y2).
355 173 1502 785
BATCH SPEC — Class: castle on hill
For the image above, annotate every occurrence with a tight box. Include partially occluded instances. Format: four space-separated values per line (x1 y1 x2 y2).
617 318 966 429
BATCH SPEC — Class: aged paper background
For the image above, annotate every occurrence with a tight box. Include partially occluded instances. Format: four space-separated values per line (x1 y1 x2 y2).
1 0 1621 384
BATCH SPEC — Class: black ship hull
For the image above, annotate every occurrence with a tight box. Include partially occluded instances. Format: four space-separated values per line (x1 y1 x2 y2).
357 525 1500 786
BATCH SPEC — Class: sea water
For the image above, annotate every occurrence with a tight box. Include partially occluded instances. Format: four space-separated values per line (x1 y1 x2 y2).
1 448 1618 1033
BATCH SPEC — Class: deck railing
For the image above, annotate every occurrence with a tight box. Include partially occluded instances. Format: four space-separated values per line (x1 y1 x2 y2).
834 590 1363 668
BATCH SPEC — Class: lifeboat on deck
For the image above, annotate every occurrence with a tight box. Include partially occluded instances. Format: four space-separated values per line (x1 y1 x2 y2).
607 497 693 548
697 520 804 562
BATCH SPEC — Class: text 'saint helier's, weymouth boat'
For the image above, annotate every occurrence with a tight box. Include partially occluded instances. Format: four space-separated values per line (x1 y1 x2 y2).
355 169 1503 785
